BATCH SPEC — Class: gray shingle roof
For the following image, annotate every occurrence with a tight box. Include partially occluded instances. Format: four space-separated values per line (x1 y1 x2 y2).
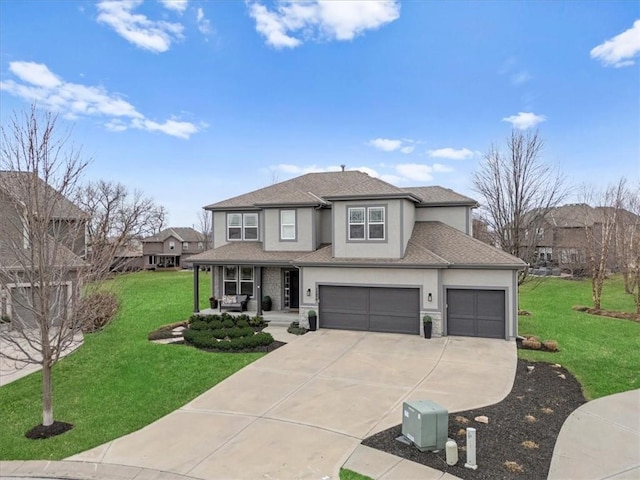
402 186 478 206
190 222 524 269
205 171 472 210
0 171 87 219
142 227 205 243
187 241 307 264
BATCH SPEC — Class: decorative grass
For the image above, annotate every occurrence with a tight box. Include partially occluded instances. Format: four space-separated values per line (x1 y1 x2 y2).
0 270 263 460
518 275 639 400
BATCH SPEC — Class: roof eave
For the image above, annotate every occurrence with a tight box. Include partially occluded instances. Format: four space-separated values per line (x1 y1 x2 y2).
322 193 422 202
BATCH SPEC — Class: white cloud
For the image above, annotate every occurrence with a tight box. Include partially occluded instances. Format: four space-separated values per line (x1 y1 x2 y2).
395 163 434 182
400 145 415 154
159 0 188 14
368 137 417 153
248 0 399 49
427 147 473 160
502 112 546 130
1 61 202 139
96 0 184 53
196 7 213 35
368 138 402 152
8 61 62 88
590 20 640 68
510 71 531 85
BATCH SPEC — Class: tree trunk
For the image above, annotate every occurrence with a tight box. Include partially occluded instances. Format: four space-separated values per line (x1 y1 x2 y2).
42 360 54 426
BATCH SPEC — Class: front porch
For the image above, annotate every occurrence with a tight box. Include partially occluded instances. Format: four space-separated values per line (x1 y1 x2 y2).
195 308 300 327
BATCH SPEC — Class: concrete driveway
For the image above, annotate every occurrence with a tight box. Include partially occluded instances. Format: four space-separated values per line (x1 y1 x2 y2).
70 329 516 479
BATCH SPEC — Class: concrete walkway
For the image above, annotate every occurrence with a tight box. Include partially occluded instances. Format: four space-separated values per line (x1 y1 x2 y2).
59 330 514 479
548 388 640 480
0 331 83 387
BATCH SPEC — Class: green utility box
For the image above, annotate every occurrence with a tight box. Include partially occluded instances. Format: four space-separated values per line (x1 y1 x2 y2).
401 400 448 451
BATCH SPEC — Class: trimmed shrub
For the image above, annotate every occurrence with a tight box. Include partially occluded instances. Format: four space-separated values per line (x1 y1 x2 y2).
249 315 267 328
543 340 559 352
287 321 308 335
183 328 274 351
222 318 235 328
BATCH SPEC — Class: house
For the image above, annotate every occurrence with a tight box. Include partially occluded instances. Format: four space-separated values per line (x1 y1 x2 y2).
0 171 87 329
531 204 640 272
189 171 526 339
142 227 208 269
110 238 144 272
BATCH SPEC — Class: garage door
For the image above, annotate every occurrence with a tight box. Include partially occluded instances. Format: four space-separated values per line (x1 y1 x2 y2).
447 289 505 338
11 286 68 329
319 286 420 335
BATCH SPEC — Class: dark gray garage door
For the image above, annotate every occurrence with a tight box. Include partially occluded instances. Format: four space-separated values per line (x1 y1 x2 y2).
447 289 505 338
319 286 420 335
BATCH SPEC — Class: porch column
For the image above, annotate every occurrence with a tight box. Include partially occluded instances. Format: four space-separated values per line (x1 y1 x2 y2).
256 266 262 316
193 264 200 313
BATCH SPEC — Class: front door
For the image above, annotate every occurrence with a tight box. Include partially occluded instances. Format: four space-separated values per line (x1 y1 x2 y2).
283 269 299 310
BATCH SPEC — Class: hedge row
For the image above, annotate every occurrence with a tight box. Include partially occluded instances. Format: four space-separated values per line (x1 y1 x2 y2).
184 330 274 351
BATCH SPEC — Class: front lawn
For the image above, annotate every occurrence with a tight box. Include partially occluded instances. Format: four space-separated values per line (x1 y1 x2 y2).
0 270 263 460
518 275 639 400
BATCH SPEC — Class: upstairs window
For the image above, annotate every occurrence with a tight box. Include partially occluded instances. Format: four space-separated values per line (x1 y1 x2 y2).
280 209 296 240
183 242 189 250
227 213 258 241
348 206 385 241
169 241 175 250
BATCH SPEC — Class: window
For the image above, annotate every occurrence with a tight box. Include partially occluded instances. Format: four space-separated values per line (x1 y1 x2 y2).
169 241 175 250
227 213 258 241
183 242 189 250
198 241 204 250
348 206 385 241
536 227 545 239
280 210 296 240
223 266 254 296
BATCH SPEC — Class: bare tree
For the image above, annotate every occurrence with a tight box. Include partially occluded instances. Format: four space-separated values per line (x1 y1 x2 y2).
579 179 626 310
472 130 567 283
196 209 212 249
614 182 640 312
75 180 166 277
0 106 89 434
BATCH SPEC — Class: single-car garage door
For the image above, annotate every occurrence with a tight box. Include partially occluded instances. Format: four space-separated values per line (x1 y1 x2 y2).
447 289 505 339
319 286 420 335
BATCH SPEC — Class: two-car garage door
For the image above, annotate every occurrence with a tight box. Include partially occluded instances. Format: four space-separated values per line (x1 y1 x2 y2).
319 286 420 335
447 289 505 339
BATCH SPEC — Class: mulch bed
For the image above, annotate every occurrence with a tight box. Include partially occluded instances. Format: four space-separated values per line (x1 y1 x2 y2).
25 421 74 439
363 360 586 480
171 339 287 353
572 306 639 322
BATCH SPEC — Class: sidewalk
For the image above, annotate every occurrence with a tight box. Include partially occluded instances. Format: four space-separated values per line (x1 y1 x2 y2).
547 388 640 480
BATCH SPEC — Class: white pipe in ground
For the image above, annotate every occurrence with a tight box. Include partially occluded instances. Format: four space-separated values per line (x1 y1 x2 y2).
446 439 458 466
465 427 478 470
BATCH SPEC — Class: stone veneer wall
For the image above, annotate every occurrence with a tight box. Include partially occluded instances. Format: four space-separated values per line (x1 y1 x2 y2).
262 267 282 311
422 311 443 337
298 305 318 329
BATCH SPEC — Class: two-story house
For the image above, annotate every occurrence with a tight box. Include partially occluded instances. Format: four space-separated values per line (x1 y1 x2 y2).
189 171 526 339
142 227 208 269
0 171 87 329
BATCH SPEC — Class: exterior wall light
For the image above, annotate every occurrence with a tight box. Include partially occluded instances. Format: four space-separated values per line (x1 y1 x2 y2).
428 293 433 302
306 288 311 297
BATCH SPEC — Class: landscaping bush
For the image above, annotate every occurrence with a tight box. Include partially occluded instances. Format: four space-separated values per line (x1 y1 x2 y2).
249 315 267 329
77 291 120 333
222 318 235 328
147 321 188 341
522 338 542 350
287 321 308 335
543 340 559 352
183 329 273 351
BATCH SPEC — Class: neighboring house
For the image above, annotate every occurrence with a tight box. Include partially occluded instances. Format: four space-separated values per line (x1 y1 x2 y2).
531 204 640 271
189 171 526 339
110 238 144 272
142 228 207 269
0 171 87 329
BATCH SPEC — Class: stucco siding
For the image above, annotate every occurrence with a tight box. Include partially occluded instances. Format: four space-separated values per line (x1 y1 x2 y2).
415 206 470 233
213 211 228 248
263 208 314 251
332 199 403 258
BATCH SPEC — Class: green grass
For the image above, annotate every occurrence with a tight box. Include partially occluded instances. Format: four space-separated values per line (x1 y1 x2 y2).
518 275 639 400
340 468 373 480
0 270 263 460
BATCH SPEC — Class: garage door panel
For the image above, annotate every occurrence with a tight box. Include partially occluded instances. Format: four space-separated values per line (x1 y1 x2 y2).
319 286 419 335
321 286 368 312
447 289 505 339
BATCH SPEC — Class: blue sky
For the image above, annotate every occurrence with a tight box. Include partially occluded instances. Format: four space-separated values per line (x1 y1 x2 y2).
1 0 638 228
